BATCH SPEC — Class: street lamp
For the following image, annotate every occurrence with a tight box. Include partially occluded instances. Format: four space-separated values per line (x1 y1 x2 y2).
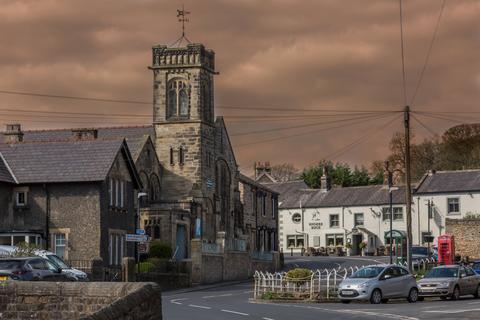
136 192 148 263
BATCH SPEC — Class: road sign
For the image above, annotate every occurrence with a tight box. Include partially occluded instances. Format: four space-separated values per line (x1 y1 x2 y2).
138 243 147 254
136 229 145 235
126 234 148 242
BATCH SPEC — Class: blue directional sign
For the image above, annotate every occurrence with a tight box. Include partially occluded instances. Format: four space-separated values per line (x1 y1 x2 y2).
136 229 145 235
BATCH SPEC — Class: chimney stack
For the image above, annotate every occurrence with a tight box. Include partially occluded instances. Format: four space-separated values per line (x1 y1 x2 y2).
4 124 23 143
320 166 331 192
254 161 272 180
72 128 98 141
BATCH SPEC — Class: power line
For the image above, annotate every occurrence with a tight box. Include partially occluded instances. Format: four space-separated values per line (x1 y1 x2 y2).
399 0 408 106
324 114 402 161
234 113 393 148
411 113 439 138
410 0 446 106
230 113 391 137
0 88 403 113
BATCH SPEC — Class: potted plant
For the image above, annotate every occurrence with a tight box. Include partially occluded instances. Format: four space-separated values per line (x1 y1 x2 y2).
359 241 367 256
345 242 352 256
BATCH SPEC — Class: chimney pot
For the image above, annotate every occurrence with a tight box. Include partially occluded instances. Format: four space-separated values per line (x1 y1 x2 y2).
4 124 23 143
72 128 98 140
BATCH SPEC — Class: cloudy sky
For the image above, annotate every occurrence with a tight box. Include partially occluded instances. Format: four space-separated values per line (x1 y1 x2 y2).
0 0 479 174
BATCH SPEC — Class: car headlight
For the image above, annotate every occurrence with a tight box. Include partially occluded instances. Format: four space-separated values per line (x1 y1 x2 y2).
437 281 450 288
357 282 371 289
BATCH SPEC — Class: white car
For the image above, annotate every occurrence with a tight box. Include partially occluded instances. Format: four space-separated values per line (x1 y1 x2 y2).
0 245 88 281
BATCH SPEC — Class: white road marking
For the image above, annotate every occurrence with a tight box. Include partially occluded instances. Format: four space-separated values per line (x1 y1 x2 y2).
221 309 249 316
262 317 275 320
468 301 480 304
424 308 480 314
188 304 211 309
202 293 233 299
170 298 188 305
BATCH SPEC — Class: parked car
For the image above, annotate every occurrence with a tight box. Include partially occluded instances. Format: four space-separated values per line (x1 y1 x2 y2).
418 265 480 300
472 260 480 274
0 257 74 281
0 245 88 281
338 265 419 304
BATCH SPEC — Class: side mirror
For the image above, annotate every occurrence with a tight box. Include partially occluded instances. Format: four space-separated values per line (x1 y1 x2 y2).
460 273 466 278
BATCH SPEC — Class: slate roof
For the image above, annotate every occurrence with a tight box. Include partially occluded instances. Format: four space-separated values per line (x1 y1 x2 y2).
263 180 312 208
0 154 15 183
5 125 154 157
238 174 279 194
415 170 480 194
0 139 134 184
264 180 406 209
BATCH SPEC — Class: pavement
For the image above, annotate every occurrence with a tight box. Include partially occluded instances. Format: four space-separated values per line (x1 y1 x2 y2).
162 255 480 320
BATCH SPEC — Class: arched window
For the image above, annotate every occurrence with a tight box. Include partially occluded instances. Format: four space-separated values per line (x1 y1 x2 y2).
139 171 149 194
179 147 185 165
150 173 161 202
215 160 231 230
167 79 190 119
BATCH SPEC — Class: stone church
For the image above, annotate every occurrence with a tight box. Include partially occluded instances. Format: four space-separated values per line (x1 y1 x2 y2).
0 42 279 281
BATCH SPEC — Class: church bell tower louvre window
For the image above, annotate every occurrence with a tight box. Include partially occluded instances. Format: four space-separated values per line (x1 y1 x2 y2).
179 146 185 166
167 79 190 119
170 147 175 165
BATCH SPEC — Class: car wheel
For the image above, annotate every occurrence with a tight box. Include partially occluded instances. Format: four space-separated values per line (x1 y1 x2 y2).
381 298 389 304
451 286 460 300
370 289 382 304
473 285 480 299
407 288 419 303
341 300 351 304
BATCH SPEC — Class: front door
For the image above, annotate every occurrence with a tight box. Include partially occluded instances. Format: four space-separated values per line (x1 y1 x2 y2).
175 225 187 260
352 234 363 255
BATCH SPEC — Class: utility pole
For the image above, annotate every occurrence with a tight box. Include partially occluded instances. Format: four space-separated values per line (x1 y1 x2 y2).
385 161 394 264
427 199 432 258
404 106 413 271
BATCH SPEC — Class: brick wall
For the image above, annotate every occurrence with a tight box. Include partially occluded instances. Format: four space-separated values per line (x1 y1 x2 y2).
0 282 162 320
445 218 480 259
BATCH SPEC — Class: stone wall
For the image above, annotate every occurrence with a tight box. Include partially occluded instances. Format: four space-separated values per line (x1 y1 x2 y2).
0 282 162 320
446 218 480 259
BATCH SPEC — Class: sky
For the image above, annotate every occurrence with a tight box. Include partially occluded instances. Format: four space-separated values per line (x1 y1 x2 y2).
0 0 479 174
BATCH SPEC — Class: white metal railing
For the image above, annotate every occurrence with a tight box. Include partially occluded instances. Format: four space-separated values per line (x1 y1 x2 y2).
251 251 273 261
202 242 220 254
253 257 438 301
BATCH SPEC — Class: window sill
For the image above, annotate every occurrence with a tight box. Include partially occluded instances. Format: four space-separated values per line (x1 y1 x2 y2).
14 205 29 211
447 212 461 216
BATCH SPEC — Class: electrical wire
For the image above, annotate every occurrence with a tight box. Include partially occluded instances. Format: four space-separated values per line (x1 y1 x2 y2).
230 113 392 137
411 113 439 138
234 113 393 148
399 0 408 106
410 0 446 106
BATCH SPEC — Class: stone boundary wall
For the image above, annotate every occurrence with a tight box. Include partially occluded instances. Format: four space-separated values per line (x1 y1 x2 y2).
446 218 480 259
0 282 162 320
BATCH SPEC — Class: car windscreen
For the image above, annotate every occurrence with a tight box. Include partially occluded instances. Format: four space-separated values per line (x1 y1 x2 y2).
350 266 385 278
412 247 428 256
424 267 458 278
46 255 69 269
0 260 22 270
473 262 480 270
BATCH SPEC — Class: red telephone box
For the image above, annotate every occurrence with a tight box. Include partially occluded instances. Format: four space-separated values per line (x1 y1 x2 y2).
438 234 455 265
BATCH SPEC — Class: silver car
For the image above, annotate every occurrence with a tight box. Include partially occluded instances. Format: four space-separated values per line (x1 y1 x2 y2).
338 265 419 304
418 265 480 300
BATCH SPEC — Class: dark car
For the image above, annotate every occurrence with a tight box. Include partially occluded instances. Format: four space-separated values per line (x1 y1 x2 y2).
0 257 75 282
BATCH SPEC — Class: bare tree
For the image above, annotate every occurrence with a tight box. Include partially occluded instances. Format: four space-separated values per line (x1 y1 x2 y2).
271 163 300 182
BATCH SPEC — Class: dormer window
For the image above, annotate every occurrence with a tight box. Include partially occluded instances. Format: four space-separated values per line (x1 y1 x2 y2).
167 79 190 119
15 191 27 207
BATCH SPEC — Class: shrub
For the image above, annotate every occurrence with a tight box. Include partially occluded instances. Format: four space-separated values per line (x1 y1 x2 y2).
286 268 312 280
148 241 172 259
11 242 41 257
137 262 155 273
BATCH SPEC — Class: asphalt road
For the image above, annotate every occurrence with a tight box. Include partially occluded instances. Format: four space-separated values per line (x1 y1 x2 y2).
163 256 480 320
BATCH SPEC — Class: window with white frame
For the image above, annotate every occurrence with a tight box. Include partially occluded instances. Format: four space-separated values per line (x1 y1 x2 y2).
286 235 305 248
382 207 404 221
447 198 460 214
53 233 66 259
115 180 119 207
15 191 27 207
326 234 344 246
120 181 124 208
354 213 364 226
329 214 340 228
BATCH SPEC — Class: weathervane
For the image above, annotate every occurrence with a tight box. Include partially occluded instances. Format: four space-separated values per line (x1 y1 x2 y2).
170 5 191 47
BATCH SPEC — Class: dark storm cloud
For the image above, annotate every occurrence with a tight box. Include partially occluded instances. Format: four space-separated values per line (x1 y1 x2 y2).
0 0 478 172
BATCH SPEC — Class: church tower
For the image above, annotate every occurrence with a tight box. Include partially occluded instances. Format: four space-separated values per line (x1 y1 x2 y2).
150 43 216 202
